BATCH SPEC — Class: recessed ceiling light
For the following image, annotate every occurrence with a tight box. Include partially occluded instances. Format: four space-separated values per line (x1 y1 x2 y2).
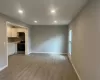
34 20 38 23
54 20 57 23
18 9 23 14
51 9 56 14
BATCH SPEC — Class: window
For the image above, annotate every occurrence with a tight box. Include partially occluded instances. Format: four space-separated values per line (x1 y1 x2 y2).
68 30 72 55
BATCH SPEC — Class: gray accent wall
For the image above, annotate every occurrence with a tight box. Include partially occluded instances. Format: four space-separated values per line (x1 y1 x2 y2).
30 25 68 54
69 0 100 80
0 13 31 70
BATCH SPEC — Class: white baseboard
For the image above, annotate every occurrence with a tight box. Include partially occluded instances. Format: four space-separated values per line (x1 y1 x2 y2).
68 54 82 80
0 65 8 71
30 52 67 54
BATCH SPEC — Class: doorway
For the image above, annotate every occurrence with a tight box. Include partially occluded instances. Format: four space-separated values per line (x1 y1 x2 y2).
17 32 25 54
6 22 29 56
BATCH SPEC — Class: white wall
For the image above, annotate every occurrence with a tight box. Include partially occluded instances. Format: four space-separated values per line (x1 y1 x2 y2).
69 0 100 80
0 13 31 71
30 25 68 54
0 16 7 70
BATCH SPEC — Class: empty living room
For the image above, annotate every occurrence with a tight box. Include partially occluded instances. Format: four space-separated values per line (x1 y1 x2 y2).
0 0 100 80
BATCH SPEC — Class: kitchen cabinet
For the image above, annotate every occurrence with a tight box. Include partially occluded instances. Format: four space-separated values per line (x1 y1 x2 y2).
17 28 25 32
7 27 12 37
7 27 18 37
12 28 18 37
8 43 17 56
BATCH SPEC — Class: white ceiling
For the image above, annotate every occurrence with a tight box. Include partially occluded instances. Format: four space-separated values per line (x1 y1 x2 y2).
0 0 88 25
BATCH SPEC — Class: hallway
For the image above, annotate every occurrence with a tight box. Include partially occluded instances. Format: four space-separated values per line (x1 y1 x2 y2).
0 54 78 80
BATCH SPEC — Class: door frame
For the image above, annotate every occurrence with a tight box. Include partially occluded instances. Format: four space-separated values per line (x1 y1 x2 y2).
6 21 29 57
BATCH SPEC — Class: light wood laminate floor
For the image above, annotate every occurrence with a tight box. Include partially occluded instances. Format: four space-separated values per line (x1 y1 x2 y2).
0 54 79 80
